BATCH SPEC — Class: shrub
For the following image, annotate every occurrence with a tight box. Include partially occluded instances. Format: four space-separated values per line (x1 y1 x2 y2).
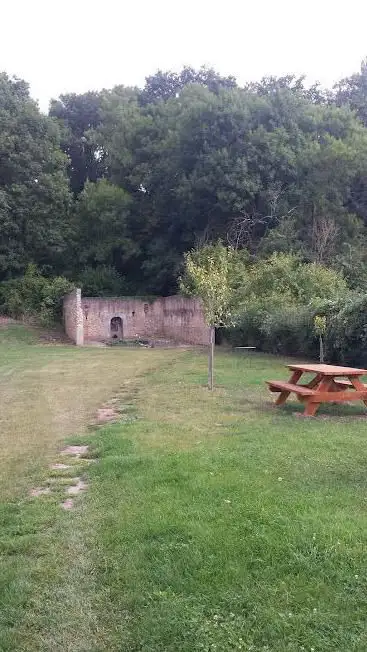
239 253 349 310
226 254 350 359
227 293 367 365
0 265 74 325
327 295 367 366
226 306 267 349
260 305 318 356
227 305 319 357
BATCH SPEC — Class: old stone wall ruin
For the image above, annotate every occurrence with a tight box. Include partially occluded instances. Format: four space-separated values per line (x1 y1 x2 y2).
63 292 209 345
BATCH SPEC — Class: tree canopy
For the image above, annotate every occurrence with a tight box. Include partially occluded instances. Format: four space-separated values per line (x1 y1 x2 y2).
0 73 71 280
2 62 367 299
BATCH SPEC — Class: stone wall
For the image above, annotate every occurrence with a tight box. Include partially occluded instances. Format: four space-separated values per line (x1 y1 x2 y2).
161 296 209 345
63 292 209 345
63 288 84 345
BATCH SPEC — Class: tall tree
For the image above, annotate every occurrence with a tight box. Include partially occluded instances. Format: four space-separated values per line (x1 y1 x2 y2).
72 178 137 276
140 66 237 104
335 58 367 126
49 91 107 195
92 78 367 294
334 57 367 224
0 73 72 279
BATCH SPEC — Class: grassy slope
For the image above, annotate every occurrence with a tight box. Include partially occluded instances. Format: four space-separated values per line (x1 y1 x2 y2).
1 332 367 651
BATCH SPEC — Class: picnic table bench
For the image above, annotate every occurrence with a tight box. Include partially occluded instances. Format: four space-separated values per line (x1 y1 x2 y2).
267 363 367 417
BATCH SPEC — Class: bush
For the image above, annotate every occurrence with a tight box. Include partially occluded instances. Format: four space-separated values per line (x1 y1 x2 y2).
224 252 356 360
327 295 367 366
227 305 319 357
260 306 318 356
227 293 367 365
226 306 267 349
240 253 349 310
0 265 74 325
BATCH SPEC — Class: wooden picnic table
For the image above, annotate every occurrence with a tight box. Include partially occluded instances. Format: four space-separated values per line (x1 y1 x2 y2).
267 363 367 417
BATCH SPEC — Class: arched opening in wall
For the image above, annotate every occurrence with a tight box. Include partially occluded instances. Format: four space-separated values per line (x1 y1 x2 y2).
110 316 123 340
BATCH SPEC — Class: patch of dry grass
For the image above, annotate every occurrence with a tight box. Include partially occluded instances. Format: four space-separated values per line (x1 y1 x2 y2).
0 326 179 498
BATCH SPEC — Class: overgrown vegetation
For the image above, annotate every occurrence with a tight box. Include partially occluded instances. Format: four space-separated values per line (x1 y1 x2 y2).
3 61 367 352
2 62 367 299
180 247 353 364
0 265 73 324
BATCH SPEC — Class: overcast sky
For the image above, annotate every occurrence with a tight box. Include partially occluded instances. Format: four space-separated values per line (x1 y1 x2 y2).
2 0 367 111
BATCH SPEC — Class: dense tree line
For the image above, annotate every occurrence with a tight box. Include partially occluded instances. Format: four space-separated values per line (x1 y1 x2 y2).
2 62 367 300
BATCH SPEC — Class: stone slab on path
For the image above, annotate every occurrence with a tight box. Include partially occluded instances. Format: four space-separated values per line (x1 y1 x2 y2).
61 445 89 457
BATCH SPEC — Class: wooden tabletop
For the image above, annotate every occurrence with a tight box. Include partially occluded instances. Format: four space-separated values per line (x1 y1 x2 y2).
287 363 367 376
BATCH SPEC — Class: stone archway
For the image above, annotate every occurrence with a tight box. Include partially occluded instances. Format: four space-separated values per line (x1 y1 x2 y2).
110 316 123 340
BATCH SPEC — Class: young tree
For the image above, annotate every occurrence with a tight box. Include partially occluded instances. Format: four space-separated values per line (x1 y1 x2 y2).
180 242 238 390
314 315 327 363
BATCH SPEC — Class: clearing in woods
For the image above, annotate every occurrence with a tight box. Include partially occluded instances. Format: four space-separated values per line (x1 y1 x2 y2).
1 324 367 651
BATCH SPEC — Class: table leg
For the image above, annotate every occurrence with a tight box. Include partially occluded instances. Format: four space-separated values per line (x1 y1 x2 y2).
275 370 303 406
348 376 367 407
303 400 320 417
303 377 333 417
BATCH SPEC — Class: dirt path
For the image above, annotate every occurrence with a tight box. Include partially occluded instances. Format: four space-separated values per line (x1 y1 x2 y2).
0 341 177 499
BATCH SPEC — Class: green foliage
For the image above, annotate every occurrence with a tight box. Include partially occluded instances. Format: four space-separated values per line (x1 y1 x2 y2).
314 315 327 336
77 265 125 297
89 69 367 294
327 295 367 366
261 305 319 356
227 304 320 357
314 315 327 362
181 241 243 389
0 73 72 280
180 242 238 327
140 65 237 104
238 253 348 310
335 58 367 126
3 60 367 350
49 91 106 195
0 265 73 325
228 289 367 367
226 254 349 358
72 179 135 272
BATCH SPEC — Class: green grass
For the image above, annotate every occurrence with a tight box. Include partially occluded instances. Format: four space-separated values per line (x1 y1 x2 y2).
1 330 367 650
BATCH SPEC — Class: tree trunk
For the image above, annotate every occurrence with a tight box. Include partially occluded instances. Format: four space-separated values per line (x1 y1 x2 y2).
319 335 324 363
208 326 215 390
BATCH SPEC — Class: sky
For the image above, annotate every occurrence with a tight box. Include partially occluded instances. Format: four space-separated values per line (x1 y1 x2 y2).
2 0 367 112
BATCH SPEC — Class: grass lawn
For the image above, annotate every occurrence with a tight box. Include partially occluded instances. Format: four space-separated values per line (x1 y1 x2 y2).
1 326 367 651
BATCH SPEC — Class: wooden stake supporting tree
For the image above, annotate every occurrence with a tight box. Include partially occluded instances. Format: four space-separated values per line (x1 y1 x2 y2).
180 242 238 390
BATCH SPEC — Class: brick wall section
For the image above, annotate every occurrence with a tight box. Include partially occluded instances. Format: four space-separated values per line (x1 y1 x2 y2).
63 292 210 345
63 288 84 345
